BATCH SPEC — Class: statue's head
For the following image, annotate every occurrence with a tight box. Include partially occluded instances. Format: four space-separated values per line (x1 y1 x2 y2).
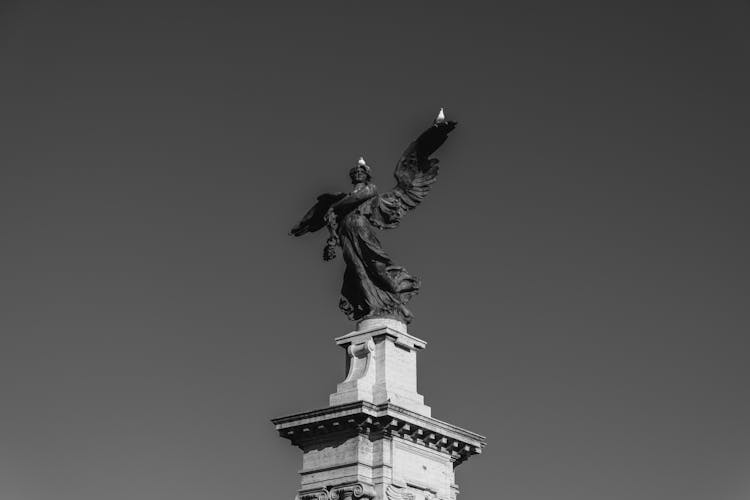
349 158 372 184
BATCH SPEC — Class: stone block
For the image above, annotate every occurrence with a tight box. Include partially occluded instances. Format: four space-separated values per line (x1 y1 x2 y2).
330 318 430 417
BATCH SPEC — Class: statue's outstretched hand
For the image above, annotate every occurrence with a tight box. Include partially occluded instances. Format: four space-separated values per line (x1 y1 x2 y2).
324 208 337 227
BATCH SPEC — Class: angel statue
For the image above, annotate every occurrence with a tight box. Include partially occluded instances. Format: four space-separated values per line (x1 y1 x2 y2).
290 109 457 324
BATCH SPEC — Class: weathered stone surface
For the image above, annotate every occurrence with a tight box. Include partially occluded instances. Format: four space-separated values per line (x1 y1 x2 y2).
273 402 484 500
273 318 485 500
330 319 430 416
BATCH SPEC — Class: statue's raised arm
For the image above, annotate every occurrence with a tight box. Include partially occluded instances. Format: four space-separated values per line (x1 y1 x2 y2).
290 109 458 324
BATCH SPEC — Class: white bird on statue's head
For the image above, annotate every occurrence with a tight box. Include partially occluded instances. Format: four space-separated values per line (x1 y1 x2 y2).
435 107 446 124
358 156 367 166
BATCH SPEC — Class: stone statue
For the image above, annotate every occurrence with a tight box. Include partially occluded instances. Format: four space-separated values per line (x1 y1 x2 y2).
291 110 457 324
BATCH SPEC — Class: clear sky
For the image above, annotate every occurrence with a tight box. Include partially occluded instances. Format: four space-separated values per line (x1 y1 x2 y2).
1 1 749 500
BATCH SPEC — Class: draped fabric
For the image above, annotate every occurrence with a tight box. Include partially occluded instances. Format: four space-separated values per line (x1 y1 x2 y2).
336 186 420 323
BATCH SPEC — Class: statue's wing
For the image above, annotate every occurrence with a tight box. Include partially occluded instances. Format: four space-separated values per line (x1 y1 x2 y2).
368 119 457 229
290 192 346 236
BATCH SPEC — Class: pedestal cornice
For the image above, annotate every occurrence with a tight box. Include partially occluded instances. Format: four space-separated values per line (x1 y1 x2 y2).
272 401 485 466
335 324 427 351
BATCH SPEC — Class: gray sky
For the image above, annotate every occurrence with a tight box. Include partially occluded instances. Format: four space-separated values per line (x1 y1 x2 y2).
1 1 749 500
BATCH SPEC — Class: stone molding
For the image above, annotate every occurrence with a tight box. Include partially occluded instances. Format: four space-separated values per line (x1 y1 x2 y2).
298 488 331 500
386 484 414 500
335 324 426 351
273 402 485 466
356 317 408 334
297 482 375 500
385 484 438 500
330 482 376 500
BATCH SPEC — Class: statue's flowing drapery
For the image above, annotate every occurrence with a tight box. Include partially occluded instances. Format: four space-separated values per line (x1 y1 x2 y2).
335 183 420 322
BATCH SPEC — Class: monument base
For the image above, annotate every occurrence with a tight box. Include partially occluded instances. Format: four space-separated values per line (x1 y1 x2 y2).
329 317 431 416
273 319 485 500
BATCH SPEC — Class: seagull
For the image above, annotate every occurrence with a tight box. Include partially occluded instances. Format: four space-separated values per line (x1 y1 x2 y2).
358 157 367 166
435 107 446 123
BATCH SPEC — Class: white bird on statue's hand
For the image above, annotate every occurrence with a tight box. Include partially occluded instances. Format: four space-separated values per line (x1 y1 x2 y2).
435 107 446 123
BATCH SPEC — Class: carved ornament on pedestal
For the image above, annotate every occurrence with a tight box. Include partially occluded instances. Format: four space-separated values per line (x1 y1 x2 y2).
330 482 376 500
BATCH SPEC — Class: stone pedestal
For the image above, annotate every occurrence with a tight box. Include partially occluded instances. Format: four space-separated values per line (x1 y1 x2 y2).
273 318 485 500
329 318 431 417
